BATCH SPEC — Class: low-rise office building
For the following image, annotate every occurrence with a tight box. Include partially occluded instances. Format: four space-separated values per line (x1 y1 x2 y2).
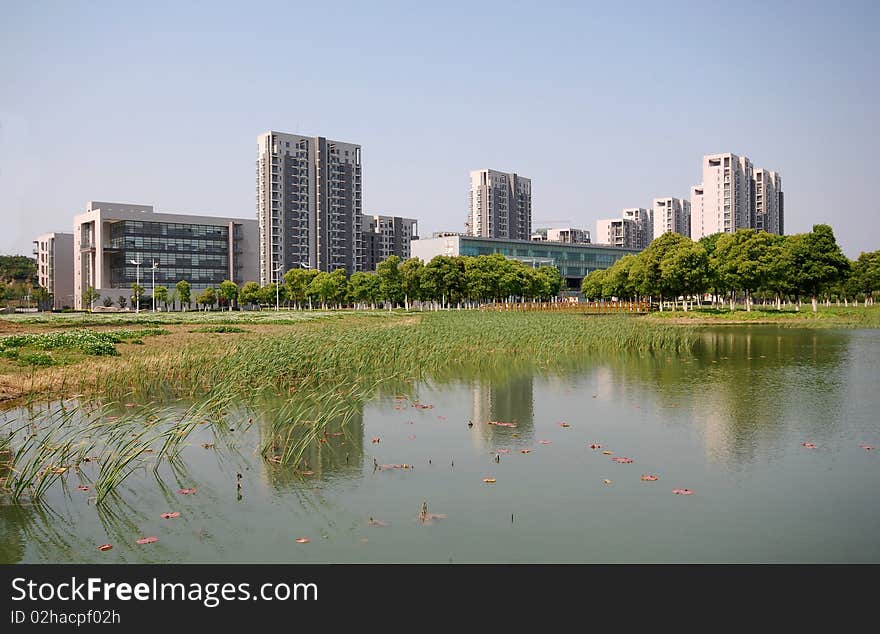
411 234 639 289
33 232 74 309
73 201 258 309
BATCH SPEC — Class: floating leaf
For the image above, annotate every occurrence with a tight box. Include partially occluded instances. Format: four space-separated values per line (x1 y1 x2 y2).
860 445 875 451
124 403 136 408
487 421 517 428
201 443 215 449
640 475 659 482
371 437 381 444
98 544 113 552
160 512 180 519
672 489 694 495
368 518 389 527
801 442 816 449
407 434 416 440
602 450 613 455
295 537 310 544
482 478 497 483
379 463 412 470
299 470 315 476
558 422 571 428
491 449 510 455
177 488 197 495
519 449 531 454
437 416 447 420
603 479 612 485
589 444 602 449
612 457 633 464
136 536 158 544
76 485 90 492
539 440 552 445
418 513 447 524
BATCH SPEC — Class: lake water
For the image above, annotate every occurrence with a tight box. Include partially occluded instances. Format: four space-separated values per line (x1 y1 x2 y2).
2 326 879 563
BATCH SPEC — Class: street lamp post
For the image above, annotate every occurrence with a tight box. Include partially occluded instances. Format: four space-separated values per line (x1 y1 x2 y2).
298 261 311 310
129 259 142 313
151 260 159 312
274 263 284 311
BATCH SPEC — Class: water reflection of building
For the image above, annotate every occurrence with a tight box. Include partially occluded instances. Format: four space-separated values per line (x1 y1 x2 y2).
470 373 534 449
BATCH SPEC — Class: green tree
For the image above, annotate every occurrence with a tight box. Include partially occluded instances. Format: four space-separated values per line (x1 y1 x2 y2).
851 250 880 305
238 281 261 306
197 287 216 310
580 269 607 300
260 282 288 308
348 271 381 308
130 283 146 310
154 285 169 310
284 268 320 308
82 286 100 311
536 266 562 299
715 229 773 311
32 286 50 310
377 255 405 307
422 256 467 306
787 224 851 312
176 280 191 311
217 280 239 311
698 233 726 306
760 234 793 309
660 240 708 310
499 260 529 300
601 255 638 300
400 258 425 308
464 254 509 302
630 232 690 309
308 269 348 308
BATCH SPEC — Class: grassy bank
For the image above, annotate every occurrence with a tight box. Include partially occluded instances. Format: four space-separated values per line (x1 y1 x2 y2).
647 305 880 327
85 311 695 402
0 311 693 406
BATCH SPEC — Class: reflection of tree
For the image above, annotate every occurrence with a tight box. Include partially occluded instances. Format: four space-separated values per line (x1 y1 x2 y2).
0 503 82 564
600 327 849 465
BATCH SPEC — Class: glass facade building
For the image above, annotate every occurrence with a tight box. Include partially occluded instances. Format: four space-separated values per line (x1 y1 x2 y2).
73 202 259 309
107 220 235 286
412 235 641 288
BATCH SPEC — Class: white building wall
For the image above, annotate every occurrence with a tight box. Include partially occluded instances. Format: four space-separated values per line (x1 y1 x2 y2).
652 197 690 239
33 232 74 309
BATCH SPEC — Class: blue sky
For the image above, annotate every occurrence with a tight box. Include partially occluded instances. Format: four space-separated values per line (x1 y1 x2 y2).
1 0 878 257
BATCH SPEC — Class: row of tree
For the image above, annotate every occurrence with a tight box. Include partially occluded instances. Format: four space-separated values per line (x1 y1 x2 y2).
581 224 876 312
84 254 565 311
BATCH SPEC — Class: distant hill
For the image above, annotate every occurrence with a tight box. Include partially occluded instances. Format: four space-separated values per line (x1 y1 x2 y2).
0 255 38 285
